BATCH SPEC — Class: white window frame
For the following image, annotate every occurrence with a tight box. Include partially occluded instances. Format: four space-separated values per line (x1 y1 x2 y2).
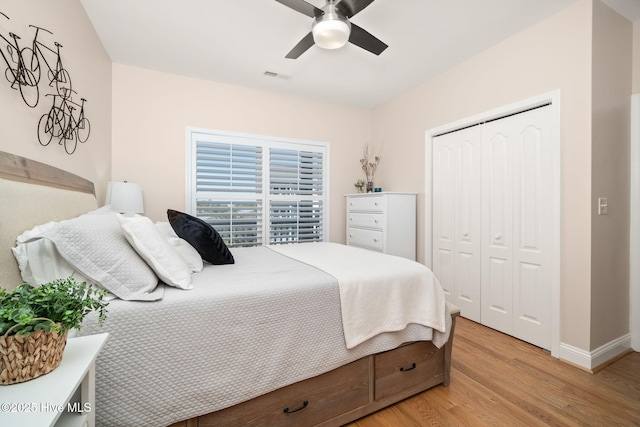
186 127 330 247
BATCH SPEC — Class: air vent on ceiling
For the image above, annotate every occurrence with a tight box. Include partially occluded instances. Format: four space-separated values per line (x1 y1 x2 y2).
263 70 291 80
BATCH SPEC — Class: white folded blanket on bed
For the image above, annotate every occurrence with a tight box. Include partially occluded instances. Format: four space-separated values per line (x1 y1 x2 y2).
268 242 447 349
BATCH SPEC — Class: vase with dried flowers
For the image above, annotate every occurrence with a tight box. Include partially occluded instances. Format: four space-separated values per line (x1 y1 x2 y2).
360 144 380 193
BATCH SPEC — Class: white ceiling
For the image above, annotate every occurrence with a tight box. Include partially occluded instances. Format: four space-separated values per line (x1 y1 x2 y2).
80 0 640 109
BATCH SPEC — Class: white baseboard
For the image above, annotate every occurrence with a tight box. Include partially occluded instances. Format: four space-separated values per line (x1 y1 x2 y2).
559 334 632 371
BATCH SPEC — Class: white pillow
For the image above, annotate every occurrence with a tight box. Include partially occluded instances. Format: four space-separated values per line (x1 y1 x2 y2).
155 221 204 273
36 211 163 301
118 215 193 289
13 220 59 285
13 221 116 300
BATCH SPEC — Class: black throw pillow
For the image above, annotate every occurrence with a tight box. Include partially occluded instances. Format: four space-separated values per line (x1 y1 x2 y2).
167 209 234 265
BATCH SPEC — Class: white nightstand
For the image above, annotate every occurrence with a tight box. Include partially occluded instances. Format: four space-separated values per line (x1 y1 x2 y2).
0 333 108 427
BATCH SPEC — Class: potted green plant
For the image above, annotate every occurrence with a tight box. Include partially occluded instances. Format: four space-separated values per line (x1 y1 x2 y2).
0 276 108 385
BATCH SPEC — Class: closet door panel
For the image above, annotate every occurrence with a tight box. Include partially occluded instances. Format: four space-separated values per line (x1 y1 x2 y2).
512 108 552 350
481 130 513 332
433 127 481 322
518 262 543 323
457 139 478 249
433 139 455 300
487 134 511 250
487 256 510 315
480 106 552 349
454 134 482 321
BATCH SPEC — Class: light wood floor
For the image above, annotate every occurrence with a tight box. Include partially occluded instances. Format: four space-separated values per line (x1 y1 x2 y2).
348 317 640 426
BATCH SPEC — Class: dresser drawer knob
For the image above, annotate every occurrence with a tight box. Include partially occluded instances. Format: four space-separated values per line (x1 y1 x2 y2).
283 400 308 414
373 238 378 243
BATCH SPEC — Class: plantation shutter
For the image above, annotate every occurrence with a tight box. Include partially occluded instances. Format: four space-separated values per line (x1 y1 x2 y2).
269 148 324 244
189 130 328 248
194 138 264 247
195 142 262 193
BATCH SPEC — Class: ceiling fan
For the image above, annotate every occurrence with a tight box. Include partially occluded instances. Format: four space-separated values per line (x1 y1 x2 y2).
275 0 388 59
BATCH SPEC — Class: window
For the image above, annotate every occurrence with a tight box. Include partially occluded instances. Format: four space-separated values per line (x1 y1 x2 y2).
187 129 329 247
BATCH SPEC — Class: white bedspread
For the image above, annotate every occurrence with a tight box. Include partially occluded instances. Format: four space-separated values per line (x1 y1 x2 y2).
77 245 452 427
269 242 447 348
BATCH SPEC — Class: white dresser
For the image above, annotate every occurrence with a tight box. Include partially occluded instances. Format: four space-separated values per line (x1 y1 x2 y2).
345 192 416 260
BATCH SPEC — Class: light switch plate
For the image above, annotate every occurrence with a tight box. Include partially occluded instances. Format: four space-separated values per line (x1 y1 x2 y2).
598 197 608 215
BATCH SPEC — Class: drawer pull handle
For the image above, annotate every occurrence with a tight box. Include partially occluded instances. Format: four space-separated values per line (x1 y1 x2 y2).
373 238 378 243
284 400 308 414
399 362 417 372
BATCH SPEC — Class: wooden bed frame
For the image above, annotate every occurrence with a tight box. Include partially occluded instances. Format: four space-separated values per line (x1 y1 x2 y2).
169 317 459 427
0 151 460 427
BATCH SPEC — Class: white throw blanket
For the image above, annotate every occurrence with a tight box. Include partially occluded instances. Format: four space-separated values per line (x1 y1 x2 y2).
269 242 447 349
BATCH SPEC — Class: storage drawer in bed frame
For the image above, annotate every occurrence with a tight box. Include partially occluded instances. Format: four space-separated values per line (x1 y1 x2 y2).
374 340 445 401
171 311 459 427
197 358 370 427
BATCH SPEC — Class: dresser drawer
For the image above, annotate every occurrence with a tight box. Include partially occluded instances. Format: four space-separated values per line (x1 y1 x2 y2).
198 358 370 427
347 228 384 251
348 212 384 229
374 341 443 401
347 196 386 212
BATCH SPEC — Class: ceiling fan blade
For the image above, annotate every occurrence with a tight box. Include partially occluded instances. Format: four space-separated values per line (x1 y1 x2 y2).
274 0 323 18
336 0 374 18
286 32 315 59
348 23 388 55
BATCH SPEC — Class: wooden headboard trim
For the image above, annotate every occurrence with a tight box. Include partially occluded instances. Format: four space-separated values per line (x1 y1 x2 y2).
0 151 95 195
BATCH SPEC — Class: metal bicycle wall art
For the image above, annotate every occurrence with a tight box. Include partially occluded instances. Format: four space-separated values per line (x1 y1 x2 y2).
0 11 90 155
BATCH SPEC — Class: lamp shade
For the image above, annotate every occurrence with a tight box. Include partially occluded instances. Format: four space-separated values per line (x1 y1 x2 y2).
106 181 144 214
312 19 350 49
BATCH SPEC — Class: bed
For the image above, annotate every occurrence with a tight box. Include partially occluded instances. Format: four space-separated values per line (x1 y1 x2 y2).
0 151 460 427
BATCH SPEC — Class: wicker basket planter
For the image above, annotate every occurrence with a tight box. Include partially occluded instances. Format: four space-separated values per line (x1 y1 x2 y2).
0 322 68 385
0 279 108 385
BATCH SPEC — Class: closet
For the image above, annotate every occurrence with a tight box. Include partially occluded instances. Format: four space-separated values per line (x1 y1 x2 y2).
432 105 552 350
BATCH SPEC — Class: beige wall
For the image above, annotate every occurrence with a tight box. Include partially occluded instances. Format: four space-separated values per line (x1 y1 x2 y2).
0 0 111 201
633 19 640 92
111 63 370 243
371 0 594 350
590 0 632 349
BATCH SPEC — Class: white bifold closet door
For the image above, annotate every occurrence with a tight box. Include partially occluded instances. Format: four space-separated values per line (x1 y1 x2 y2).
432 105 552 350
432 125 482 322
481 106 552 350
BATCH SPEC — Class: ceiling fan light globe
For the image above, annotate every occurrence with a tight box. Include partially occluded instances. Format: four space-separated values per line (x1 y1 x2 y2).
312 19 350 49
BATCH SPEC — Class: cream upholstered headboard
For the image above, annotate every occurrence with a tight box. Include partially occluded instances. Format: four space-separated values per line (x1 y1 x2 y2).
0 151 98 290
